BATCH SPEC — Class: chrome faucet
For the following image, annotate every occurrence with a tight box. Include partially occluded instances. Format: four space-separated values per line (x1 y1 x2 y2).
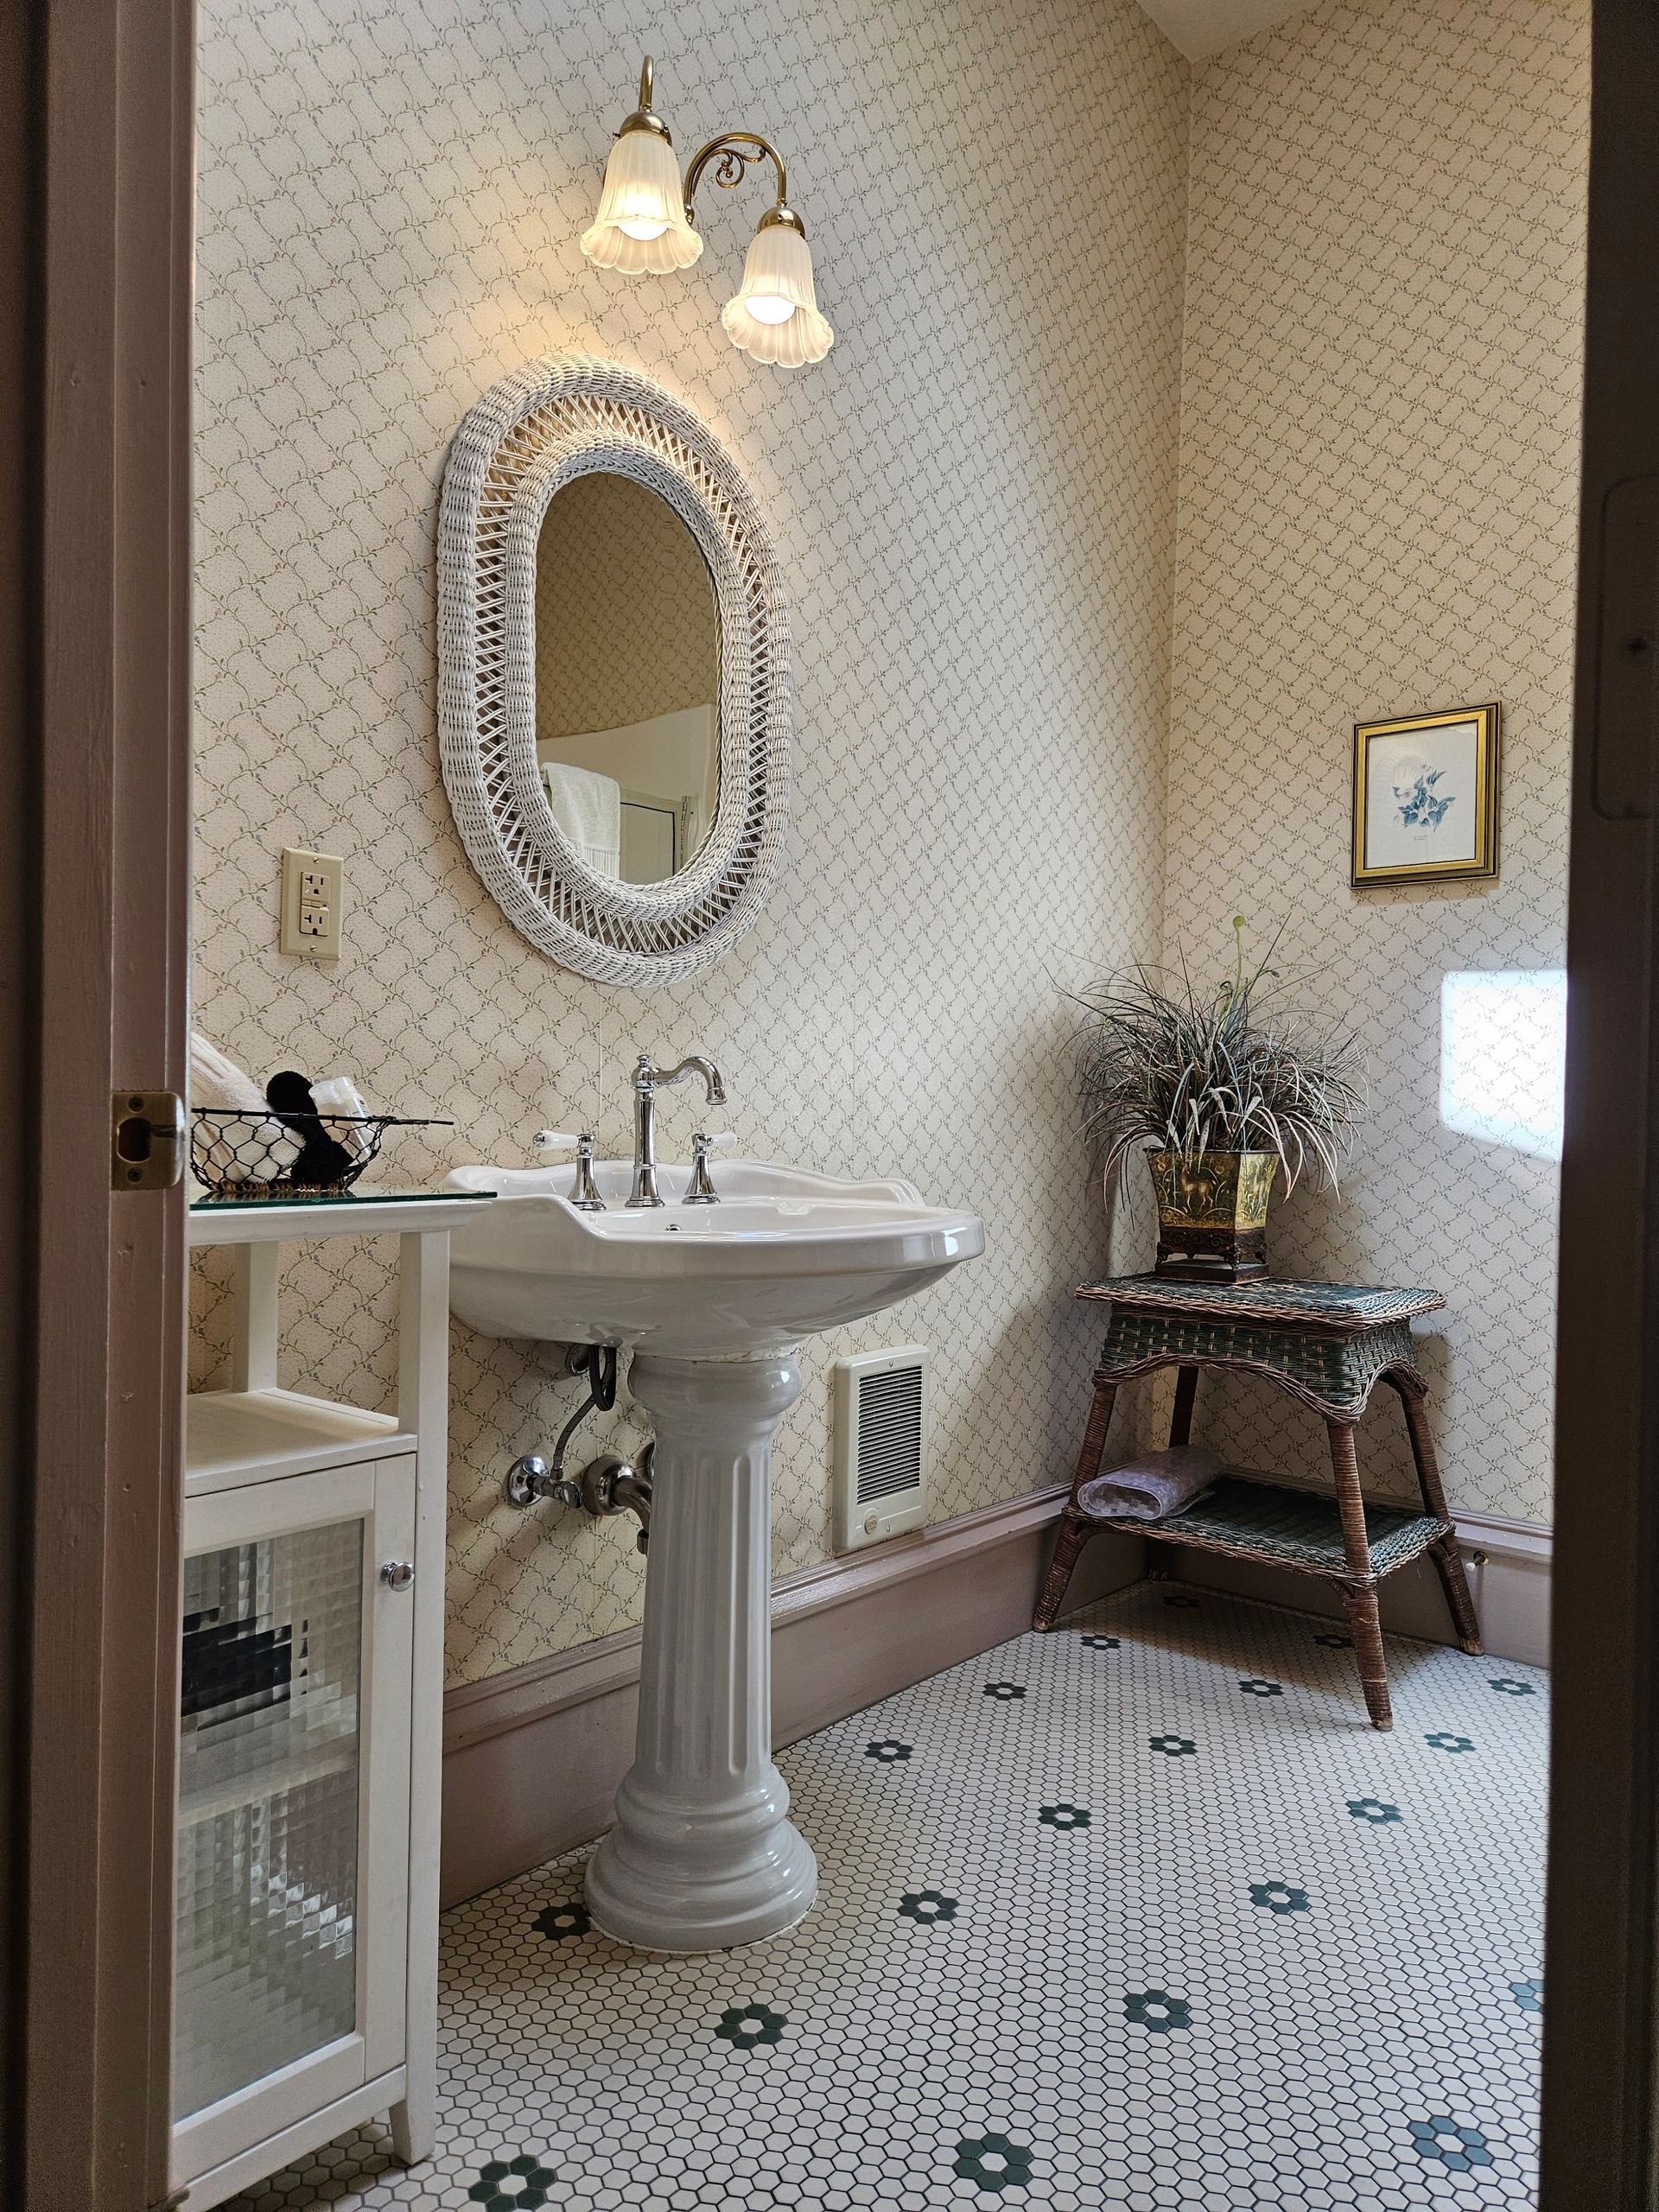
684 1131 720 1205
628 1052 728 1207
569 1132 605 1211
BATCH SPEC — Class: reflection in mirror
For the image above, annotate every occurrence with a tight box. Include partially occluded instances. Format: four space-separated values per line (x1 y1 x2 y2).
535 473 720 885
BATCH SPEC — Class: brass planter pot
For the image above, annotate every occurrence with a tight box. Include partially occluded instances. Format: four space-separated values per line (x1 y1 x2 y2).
1147 1149 1277 1281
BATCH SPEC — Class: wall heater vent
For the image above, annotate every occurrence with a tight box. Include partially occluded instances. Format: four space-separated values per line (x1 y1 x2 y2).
833 1345 931 1553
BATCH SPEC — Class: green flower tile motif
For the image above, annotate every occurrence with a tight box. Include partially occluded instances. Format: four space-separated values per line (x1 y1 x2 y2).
1348 1798 1402 1823
1238 1678 1283 1697
952 2133 1033 2191
531 1901 589 1943
866 1739 912 1762
1039 1802 1090 1830
1250 1880 1309 1915
1080 1632 1120 1649
715 2003 785 2050
898 1889 957 1923
1126 1989 1190 2032
1408 2117 1494 2174
1313 1631 1354 1649
982 1681 1026 1700
1425 1732 1475 1753
1491 1678 1536 1697
1149 1733 1198 1756
467 2152 559 2209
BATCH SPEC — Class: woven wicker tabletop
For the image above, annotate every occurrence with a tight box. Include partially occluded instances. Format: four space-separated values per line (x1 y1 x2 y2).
1074 1274 1445 1332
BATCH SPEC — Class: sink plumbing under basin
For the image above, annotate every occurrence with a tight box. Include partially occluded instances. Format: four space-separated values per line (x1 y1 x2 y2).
444 1154 985 1953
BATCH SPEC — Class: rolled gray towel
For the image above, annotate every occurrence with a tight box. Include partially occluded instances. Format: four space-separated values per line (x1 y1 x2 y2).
1077 1444 1225 1523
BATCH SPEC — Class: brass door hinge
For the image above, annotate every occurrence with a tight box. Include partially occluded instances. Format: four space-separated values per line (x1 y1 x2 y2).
111 1090 186 1190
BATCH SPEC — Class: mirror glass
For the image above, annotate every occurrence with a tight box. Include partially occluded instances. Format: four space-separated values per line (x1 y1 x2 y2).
535 473 721 885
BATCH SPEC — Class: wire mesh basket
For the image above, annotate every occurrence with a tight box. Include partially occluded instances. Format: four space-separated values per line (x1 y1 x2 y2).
190 1110 452 1201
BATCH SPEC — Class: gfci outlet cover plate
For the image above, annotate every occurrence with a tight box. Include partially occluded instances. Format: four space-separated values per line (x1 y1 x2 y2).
280 845 344 960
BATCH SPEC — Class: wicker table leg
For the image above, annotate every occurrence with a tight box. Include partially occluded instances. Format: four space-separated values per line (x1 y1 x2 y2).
1327 1420 1392 1730
1139 1365 1199 1583
1034 1515 1093 1630
1392 1381 1484 1656
1338 1581 1392 1731
1168 1364 1198 1446
1033 1376 1117 1630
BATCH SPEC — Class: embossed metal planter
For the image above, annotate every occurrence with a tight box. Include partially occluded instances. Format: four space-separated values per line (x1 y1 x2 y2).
1147 1149 1277 1281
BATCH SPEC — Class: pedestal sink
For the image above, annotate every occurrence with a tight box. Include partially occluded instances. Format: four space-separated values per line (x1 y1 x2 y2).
444 1155 984 1952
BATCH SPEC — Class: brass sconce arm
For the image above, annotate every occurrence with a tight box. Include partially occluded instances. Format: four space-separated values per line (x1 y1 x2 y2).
682 131 794 229
588 55 831 363
620 58 795 226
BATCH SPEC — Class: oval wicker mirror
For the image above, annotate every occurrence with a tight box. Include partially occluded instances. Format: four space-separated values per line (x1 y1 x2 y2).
438 354 791 988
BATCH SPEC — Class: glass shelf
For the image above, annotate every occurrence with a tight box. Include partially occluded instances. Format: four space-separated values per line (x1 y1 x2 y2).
190 1186 496 1213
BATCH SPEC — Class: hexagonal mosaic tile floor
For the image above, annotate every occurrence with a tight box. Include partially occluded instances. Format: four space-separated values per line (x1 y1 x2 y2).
224 1582 1544 2210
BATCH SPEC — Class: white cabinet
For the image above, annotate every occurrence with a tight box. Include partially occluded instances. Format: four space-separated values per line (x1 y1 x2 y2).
172 1197 488 2211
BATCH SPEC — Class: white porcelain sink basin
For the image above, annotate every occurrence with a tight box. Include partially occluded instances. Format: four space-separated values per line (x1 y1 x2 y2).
443 1149 984 1958
443 1156 984 1359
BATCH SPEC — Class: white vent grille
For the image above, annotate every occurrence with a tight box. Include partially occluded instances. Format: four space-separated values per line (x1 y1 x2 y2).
833 1346 930 1553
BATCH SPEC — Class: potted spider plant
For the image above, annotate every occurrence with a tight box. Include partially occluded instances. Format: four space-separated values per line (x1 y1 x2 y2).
1074 920 1364 1281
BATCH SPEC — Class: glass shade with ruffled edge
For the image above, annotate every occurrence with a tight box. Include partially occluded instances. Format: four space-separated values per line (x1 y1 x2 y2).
581 128 703 275
720 219 833 366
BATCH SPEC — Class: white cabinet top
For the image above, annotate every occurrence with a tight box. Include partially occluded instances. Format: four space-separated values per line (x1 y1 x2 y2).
188 1192 495 1248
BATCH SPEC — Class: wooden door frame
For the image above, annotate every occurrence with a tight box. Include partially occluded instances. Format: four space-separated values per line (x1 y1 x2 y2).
3 2 195 2205
3 2 1659 2209
1541 1 1659 2204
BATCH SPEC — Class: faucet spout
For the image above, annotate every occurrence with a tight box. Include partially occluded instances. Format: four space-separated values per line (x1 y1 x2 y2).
628 1052 729 1207
656 1054 726 1106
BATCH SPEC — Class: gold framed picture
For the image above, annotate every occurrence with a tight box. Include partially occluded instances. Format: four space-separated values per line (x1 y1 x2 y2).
1351 701 1501 887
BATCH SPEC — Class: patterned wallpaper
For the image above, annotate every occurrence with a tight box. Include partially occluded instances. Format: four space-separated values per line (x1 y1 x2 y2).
533 473 719 741
1161 0 1587 1524
191 0 1190 1683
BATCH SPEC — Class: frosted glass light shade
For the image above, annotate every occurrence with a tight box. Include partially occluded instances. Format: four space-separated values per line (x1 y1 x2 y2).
721 219 834 367
582 129 702 275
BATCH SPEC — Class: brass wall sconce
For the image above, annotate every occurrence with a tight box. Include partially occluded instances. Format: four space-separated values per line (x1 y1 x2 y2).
581 57 834 369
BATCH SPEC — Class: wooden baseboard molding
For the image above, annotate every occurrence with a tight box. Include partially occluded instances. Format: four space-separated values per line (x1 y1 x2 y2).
1173 1507 1552 1670
440 1485 1143 1905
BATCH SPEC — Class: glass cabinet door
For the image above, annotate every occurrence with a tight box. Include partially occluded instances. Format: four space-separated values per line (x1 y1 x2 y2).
175 1516 365 2120
172 1456 414 2199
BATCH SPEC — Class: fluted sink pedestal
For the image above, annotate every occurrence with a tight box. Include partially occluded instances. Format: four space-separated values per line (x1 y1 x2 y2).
585 1351 818 1953
444 1154 987 1945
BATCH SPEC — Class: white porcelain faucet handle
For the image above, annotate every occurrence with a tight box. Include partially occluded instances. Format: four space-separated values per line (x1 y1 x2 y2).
534 1129 588 1155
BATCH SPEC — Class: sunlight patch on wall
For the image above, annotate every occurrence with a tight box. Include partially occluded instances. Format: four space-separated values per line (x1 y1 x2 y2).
1440 970 1567 1162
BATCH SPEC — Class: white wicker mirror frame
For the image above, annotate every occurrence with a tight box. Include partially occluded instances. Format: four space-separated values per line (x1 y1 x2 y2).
437 354 791 988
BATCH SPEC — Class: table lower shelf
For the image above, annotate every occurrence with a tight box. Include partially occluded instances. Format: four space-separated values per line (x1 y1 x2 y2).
1089 1474 1451 1580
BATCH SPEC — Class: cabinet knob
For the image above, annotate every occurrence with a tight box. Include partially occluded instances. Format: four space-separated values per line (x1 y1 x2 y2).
380 1560 415 1592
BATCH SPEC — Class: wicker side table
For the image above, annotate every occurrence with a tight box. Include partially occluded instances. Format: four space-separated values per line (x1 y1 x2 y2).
1033 1276 1482 1730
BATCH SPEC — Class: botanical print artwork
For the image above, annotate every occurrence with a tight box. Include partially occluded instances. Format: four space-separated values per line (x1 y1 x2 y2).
1363 721 1482 870
1393 756 1456 835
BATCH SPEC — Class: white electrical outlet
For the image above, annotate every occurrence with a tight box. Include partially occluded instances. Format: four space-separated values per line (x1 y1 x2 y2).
280 846 344 961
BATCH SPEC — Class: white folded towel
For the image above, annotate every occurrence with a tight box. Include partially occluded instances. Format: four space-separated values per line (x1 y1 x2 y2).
188 1031 301 1185
1077 1444 1224 1523
539 761 621 874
